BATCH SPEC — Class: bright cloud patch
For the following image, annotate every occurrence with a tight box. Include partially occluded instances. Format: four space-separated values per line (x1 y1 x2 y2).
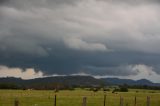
0 66 44 79
93 64 160 83
128 64 160 83
64 37 109 52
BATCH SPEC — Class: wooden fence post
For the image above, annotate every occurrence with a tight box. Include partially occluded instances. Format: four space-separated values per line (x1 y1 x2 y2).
134 96 137 106
54 94 57 106
120 96 123 106
104 94 106 106
126 103 129 106
14 99 19 106
82 97 87 106
147 96 150 106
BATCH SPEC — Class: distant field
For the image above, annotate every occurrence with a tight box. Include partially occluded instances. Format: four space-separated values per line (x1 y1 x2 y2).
0 89 160 106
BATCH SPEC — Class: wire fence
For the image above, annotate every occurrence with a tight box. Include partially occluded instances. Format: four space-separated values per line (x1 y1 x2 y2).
0 90 160 106
0 95 154 106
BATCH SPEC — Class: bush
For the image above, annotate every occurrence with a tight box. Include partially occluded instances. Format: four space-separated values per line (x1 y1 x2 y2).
112 88 120 93
103 88 110 91
0 83 20 89
90 87 99 92
112 86 128 93
120 86 128 92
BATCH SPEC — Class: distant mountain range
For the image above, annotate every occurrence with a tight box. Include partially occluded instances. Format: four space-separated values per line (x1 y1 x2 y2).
0 76 104 89
102 78 160 86
0 76 160 89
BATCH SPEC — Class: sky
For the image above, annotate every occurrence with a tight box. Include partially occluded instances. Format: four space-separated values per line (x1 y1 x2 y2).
0 0 160 82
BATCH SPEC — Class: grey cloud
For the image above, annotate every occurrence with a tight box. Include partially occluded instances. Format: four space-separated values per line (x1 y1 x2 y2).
152 65 160 74
83 65 140 76
0 0 80 10
0 0 160 78
63 37 109 52
100 0 160 5
1 0 160 9
0 0 10 5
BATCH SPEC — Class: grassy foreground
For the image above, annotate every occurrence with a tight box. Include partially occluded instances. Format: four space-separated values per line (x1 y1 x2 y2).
0 89 160 106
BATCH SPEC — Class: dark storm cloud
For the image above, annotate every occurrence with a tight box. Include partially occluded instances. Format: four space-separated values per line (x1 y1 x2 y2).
0 0 80 9
0 0 160 80
1 0 160 7
101 0 160 5
0 0 10 4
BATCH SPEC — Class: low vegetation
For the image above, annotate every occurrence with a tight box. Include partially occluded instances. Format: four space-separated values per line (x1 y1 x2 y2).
0 89 160 106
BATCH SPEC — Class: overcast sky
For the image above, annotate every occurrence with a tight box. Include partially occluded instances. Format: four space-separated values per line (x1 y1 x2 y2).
0 0 160 82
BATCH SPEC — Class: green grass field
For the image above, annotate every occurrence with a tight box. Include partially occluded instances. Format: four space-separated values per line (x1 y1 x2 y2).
0 89 160 106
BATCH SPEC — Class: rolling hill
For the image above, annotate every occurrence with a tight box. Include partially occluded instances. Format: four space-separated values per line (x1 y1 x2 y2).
0 76 160 89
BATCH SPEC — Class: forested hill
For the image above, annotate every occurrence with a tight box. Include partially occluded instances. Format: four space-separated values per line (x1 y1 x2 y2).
0 76 104 89
0 76 160 89
102 78 160 87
